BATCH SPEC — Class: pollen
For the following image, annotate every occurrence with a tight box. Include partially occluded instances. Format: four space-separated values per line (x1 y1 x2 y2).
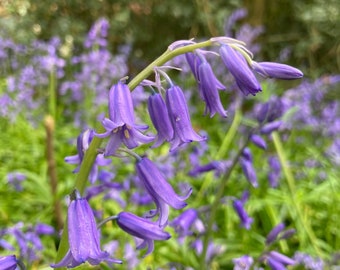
124 129 130 139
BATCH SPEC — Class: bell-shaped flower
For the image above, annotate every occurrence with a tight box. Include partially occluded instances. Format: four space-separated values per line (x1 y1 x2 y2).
51 191 122 268
198 61 227 117
136 157 192 227
186 52 226 117
232 199 253 230
266 223 285 245
116 211 171 257
165 85 205 151
266 251 295 270
65 129 111 184
219 44 261 96
95 82 154 155
147 93 174 148
250 134 267 150
233 255 254 270
0 255 18 270
252 61 303 80
240 148 258 188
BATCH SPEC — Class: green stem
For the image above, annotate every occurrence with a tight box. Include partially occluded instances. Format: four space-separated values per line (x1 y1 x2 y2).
48 69 57 120
54 38 218 267
195 105 242 202
272 131 321 255
199 130 250 268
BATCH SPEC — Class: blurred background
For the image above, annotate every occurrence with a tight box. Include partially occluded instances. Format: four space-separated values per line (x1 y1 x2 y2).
1 0 339 77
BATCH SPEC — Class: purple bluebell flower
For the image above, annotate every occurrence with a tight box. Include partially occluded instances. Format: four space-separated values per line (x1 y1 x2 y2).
7 172 26 191
0 255 18 270
256 97 286 124
268 156 281 188
293 252 325 270
65 129 111 184
260 121 282 135
170 208 198 237
186 52 227 117
188 160 227 177
147 93 174 148
96 82 154 155
266 251 295 270
165 85 205 151
219 45 261 96
232 199 253 230
250 134 267 150
198 61 227 117
252 61 303 80
136 157 192 227
51 191 122 268
191 239 226 263
84 18 110 48
266 223 285 245
116 211 171 257
232 255 254 270
240 148 258 188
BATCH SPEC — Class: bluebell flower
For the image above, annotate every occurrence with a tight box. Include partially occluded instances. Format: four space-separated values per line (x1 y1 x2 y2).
232 199 253 230
260 120 282 135
170 208 198 237
293 252 325 270
0 255 18 270
268 156 281 188
266 223 285 245
51 191 122 268
198 61 227 117
116 211 171 257
219 44 261 96
7 172 26 191
96 82 154 155
250 134 267 150
266 251 295 270
165 85 205 151
147 93 174 148
136 157 192 227
65 129 111 184
186 52 226 117
232 255 254 270
240 148 258 188
252 61 303 80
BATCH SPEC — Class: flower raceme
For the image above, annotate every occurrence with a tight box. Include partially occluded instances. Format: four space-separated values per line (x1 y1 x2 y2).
136 157 192 227
51 191 122 268
95 82 154 155
116 211 171 257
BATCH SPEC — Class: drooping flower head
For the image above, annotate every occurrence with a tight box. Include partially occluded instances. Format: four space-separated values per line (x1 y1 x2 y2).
185 52 227 118
116 211 171 257
239 148 258 188
95 82 154 155
147 93 174 148
0 255 19 270
136 157 192 227
232 199 253 230
219 44 261 96
51 190 122 268
232 255 254 270
252 61 303 80
165 85 205 151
